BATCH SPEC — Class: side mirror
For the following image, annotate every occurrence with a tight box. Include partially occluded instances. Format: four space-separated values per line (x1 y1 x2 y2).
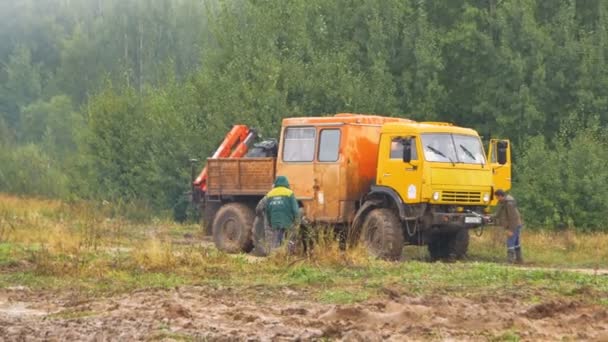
402 138 412 163
497 141 508 165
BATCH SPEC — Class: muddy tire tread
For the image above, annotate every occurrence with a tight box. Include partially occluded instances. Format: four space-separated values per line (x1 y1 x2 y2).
428 235 449 261
212 202 254 253
362 208 404 261
448 229 469 259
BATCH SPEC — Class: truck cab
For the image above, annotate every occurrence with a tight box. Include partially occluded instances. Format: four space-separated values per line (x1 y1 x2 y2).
358 122 511 260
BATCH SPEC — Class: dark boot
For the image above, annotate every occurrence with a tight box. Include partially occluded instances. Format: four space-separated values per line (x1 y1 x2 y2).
515 247 523 264
507 250 516 264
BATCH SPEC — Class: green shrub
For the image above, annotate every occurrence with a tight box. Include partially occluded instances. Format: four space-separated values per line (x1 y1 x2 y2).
514 117 608 230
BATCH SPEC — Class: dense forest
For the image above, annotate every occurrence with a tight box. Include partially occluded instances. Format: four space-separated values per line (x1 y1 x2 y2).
0 0 606 229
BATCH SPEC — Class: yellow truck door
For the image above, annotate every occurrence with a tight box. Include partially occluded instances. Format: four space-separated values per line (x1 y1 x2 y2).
487 139 512 203
377 134 423 203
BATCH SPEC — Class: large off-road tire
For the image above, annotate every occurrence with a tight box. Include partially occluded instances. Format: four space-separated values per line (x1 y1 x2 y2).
427 235 449 261
447 229 469 260
428 229 470 261
212 203 254 253
361 208 404 261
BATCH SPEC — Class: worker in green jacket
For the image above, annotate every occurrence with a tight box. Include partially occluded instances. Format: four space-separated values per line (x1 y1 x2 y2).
255 176 300 249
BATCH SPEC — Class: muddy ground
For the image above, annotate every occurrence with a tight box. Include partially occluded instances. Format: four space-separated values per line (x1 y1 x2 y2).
1 284 607 341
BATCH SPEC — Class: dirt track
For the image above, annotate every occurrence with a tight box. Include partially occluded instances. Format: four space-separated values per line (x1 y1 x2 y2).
1 284 607 341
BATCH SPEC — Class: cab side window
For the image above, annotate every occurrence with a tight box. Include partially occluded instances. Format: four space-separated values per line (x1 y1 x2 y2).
283 127 316 162
390 137 417 160
318 129 341 162
490 141 497 163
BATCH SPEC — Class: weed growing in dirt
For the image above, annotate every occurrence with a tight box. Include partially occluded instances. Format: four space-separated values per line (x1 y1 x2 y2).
491 330 520 342
266 225 370 268
320 289 370 304
131 239 177 272
0 243 15 266
49 309 97 320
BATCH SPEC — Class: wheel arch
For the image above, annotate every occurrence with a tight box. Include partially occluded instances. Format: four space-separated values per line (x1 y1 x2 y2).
348 186 405 245
364 185 406 220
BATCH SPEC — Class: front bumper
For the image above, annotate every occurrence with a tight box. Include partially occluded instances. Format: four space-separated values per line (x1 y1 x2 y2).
430 212 484 229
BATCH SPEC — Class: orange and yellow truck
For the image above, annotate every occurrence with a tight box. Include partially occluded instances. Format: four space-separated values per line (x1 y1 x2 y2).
191 113 511 260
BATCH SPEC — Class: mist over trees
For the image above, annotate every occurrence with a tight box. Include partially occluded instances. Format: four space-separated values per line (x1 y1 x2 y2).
0 0 606 229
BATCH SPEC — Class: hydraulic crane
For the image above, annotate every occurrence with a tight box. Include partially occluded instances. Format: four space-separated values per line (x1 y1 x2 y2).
193 125 257 193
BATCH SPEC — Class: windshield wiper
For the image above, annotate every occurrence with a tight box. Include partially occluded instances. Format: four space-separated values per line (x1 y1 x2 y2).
459 144 476 161
426 145 455 166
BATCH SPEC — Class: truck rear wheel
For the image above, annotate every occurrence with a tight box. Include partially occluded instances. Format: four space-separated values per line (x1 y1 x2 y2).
361 208 403 261
428 229 469 261
427 235 449 261
212 203 254 253
448 229 469 259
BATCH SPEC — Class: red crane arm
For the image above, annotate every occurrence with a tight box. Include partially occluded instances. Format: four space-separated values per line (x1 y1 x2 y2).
193 125 256 192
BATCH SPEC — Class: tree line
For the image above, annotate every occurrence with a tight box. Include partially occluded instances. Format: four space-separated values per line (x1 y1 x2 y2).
0 0 606 229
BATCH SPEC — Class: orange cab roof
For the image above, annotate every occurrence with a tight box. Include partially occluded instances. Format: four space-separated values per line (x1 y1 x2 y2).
281 113 478 136
282 113 414 126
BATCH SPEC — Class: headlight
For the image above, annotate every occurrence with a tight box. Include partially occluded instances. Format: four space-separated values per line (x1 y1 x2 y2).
483 193 490 203
432 192 440 201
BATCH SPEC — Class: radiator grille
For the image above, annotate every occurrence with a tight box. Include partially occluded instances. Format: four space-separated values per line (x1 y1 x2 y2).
441 191 481 203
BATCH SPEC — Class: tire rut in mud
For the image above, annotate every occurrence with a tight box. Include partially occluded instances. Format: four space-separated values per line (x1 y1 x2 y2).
1 286 607 341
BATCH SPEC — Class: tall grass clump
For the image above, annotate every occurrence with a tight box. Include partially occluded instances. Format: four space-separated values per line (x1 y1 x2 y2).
130 239 177 272
267 226 371 268
468 227 608 268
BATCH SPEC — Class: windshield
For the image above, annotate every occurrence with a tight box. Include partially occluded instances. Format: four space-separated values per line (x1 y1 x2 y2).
421 134 485 165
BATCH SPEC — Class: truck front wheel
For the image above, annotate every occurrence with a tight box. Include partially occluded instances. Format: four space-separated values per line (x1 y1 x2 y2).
212 203 254 253
361 208 404 261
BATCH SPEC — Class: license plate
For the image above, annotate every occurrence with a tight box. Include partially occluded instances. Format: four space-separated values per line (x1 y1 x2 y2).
465 216 482 224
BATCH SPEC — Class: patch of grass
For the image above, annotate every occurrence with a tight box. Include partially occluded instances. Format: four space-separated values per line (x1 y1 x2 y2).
0 270 190 296
0 252 607 305
149 331 194 341
0 271 75 290
491 330 520 342
0 193 607 307
131 239 177 271
286 266 333 285
94 271 188 293
167 223 201 240
0 243 16 266
469 228 608 268
320 289 370 304
404 227 608 268
49 309 97 320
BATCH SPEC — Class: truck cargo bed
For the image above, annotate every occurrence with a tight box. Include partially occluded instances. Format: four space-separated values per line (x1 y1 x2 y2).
206 158 276 196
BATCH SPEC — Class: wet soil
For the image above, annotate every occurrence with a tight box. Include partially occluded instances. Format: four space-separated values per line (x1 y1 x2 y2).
1 285 607 341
